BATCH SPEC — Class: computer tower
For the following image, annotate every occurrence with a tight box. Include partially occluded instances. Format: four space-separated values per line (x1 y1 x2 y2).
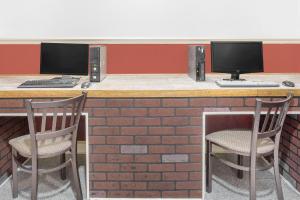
188 45 205 81
89 45 107 82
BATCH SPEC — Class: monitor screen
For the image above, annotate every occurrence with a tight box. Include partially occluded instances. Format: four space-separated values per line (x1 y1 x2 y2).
40 43 89 75
211 42 263 74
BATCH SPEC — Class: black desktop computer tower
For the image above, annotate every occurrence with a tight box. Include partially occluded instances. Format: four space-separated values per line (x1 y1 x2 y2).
89 45 107 82
188 45 205 81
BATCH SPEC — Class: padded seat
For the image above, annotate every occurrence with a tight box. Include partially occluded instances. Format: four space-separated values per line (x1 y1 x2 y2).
206 129 275 155
9 134 72 157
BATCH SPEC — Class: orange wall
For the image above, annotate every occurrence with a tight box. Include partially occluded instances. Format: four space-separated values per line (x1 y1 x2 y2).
0 44 40 74
0 43 299 74
263 44 300 73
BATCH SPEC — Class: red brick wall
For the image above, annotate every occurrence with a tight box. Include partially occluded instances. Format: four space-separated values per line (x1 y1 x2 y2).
0 117 28 184
281 115 300 191
0 96 299 198
86 98 202 198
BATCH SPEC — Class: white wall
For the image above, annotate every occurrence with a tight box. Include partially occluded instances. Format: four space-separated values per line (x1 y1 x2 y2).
0 0 299 39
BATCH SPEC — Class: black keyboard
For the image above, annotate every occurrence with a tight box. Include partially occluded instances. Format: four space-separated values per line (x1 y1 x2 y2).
18 78 79 88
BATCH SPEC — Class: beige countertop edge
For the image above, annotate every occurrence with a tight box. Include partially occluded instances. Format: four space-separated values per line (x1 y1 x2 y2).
0 89 298 98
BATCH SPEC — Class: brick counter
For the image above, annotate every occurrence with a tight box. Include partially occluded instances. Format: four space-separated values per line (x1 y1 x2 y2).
0 96 299 198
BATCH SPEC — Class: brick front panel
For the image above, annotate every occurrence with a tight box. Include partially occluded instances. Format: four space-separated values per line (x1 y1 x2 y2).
0 97 299 197
0 117 28 183
280 115 300 191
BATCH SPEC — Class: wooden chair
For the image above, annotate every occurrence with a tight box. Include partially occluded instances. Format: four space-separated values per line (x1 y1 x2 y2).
9 92 87 200
206 94 293 200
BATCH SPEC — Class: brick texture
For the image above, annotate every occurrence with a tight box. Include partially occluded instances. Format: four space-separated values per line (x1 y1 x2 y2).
0 96 299 198
0 117 27 184
280 115 300 192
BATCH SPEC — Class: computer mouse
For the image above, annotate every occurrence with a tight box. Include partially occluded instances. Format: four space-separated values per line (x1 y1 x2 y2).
81 82 91 89
282 81 295 87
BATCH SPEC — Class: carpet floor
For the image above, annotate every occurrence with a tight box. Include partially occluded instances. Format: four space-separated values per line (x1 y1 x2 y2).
0 155 87 200
205 155 300 200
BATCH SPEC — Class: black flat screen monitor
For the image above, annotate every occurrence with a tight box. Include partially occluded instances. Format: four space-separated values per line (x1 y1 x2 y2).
40 43 89 75
211 41 263 80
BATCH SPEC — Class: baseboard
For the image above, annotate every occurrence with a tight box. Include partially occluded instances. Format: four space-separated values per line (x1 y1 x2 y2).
282 175 300 195
0 173 10 188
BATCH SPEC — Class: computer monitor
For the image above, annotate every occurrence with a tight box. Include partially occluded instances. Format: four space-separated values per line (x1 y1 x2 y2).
211 41 263 80
40 43 89 75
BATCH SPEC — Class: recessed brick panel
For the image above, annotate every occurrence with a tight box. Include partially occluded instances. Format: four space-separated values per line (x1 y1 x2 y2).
281 115 300 192
0 117 27 184
134 99 161 107
135 191 161 198
162 98 188 107
149 164 175 172
107 191 133 198
106 154 134 163
163 172 189 181
135 155 161 163
162 154 189 163
149 108 175 116
148 182 175 190
121 145 147 154
162 190 189 198
121 182 147 190
107 173 133 181
148 127 175 135
106 136 133 144
135 136 161 144
0 99 24 108
121 127 147 135
120 163 147 172
135 172 161 181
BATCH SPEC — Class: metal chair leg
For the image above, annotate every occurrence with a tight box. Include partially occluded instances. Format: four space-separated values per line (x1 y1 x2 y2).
71 151 83 200
237 155 243 179
12 149 18 198
31 157 38 200
249 157 256 200
206 141 212 193
274 153 284 200
60 153 66 180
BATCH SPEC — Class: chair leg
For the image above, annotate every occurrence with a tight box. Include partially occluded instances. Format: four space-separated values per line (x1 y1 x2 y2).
274 154 284 200
31 157 38 200
249 157 256 200
60 153 66 180
71 151 83 200
206 141 212 193
12 149 18 198
237 155 243 179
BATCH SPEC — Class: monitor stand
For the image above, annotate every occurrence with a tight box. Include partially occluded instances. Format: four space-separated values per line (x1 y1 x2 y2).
223 71 245 81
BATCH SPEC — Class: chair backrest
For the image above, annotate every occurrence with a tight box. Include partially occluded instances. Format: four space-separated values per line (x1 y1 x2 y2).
251 93 293 154
25 92 87 155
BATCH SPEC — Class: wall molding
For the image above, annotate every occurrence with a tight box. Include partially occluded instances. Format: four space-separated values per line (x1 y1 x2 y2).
1 38 300 44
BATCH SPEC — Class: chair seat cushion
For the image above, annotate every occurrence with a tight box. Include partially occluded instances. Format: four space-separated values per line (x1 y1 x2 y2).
206 129 275 155
9 134 72 157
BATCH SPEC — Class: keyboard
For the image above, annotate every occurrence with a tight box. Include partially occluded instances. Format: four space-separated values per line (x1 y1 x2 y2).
216 80 280 87
18 78 79 88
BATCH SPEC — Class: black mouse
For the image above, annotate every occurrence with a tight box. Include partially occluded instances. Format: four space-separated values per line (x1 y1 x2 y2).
282 81 295 87
81 82 91 89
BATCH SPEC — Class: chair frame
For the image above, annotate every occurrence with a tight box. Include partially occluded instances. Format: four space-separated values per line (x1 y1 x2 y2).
11 91 87 200
206 93 293 200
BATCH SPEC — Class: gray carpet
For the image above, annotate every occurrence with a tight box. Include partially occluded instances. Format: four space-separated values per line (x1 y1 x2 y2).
0 155 87 200
205 155 300 200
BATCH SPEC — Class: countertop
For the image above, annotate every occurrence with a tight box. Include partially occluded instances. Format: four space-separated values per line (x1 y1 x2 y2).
0 74 299 98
